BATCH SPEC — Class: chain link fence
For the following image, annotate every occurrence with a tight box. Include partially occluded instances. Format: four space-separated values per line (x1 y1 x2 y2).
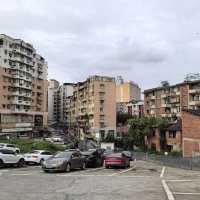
132 152 200 170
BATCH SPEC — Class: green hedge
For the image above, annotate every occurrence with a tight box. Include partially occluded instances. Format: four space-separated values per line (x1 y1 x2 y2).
0 139 65 153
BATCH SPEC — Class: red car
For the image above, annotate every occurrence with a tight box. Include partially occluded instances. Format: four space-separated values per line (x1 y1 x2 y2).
105 153 130 169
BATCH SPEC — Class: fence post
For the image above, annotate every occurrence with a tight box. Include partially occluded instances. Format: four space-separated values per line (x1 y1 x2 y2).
190 157 192 170
145 152 148 161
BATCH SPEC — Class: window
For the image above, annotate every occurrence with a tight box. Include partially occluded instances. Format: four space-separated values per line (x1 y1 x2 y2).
169 131 176 138
41 151 52 155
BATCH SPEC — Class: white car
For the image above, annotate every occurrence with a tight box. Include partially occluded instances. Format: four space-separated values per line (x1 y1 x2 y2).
0 143 20 153
0 149 25 168
24 150 53 165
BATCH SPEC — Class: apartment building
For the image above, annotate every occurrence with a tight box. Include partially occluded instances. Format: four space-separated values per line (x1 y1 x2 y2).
117 100 144 117
67 75 116 140
144 80 200 118
144 80 200 155
48 80 74 125
0 34 48 137
116 78 141 103
48 79 59 124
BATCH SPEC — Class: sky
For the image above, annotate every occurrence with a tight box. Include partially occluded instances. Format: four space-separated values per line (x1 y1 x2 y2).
1 0 200 91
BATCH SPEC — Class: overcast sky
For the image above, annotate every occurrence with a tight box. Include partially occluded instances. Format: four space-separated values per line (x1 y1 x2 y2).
1 0 200 90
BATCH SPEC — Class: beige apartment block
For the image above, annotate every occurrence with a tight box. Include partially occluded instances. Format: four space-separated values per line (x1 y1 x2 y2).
0 34 48 137
116 80 141 103
67 75 116 140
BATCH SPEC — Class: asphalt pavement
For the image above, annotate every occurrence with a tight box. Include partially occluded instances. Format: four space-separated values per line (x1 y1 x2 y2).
0 160 200 200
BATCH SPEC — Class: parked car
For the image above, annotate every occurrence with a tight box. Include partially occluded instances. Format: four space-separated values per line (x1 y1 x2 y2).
102 149 113 160
122 151 133 161
42 150 86 172
24 150 53 165
104 152 130 169
0 149 25 168
82 149 104 167
0 143 20 153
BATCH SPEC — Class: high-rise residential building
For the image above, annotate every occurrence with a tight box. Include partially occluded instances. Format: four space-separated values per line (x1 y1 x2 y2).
48 80 74 125
67 75 116 140
0 34 48 137
144 80 200 118
116 79 141 103
59 83 74 123
48 79 60 124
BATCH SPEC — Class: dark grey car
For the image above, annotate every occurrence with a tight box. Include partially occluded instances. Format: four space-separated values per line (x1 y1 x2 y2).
42 151 86 172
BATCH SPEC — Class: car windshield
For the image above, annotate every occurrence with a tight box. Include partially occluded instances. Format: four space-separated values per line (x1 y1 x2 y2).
54 152 72 158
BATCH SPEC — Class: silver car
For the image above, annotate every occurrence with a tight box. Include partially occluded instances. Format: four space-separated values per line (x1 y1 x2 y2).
42 151 86 172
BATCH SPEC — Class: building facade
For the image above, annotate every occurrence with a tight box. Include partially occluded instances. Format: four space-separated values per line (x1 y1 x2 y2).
182 109 200 157
67 75 116 140
48 80 74 125
0 34 48 137
116 79 141 103
144 80 200 118
48 79 59 124
117 100 144 117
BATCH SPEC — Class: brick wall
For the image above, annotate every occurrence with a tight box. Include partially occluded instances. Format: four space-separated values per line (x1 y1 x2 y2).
182 110 200 157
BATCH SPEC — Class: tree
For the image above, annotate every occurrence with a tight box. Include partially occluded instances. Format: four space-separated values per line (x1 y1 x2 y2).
117 113 132 125
128 116 169 150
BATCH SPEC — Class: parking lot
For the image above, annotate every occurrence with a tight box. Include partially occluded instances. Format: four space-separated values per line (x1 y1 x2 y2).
0 160 200 200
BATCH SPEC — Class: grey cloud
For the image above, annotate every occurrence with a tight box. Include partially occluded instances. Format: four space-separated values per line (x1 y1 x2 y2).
1 0 200 90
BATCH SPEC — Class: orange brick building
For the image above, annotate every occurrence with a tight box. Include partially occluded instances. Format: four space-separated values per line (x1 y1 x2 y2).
182 109 200 157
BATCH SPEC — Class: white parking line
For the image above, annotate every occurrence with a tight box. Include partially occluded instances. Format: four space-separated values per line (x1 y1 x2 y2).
173 192 200 195
11 173 31 176
160 167 165 178
167 180 193 182
81 167 104 173
109 166 136 176
161 180 175 200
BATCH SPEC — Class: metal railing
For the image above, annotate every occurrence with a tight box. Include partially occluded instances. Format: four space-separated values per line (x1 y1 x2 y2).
132 151 200 170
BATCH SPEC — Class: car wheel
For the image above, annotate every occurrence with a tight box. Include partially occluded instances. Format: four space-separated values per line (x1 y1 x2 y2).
18 159 25 167
81 162 86 170
66 163 71 172
105 165 109 169
0 159 4 168
40 159 44 165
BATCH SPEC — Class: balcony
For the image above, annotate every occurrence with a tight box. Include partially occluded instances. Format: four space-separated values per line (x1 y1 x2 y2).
161 103 171 108
189 89 200 94
189 101 200 106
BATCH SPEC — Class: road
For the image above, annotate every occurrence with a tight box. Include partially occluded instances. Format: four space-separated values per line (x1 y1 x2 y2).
0 160 200 200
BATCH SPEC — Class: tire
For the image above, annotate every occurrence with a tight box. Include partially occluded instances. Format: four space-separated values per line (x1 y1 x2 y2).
18 158 25 168
40 159 44 165
65 163 71 172
81 162 86 170
105 165 109 169
0 159 4 168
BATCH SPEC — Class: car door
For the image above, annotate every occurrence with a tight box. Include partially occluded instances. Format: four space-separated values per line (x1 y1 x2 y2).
70 152 79 169
4 150 18 163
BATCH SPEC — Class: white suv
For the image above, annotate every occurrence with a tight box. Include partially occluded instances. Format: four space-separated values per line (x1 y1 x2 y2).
0 149 25 168
0 143 20 153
